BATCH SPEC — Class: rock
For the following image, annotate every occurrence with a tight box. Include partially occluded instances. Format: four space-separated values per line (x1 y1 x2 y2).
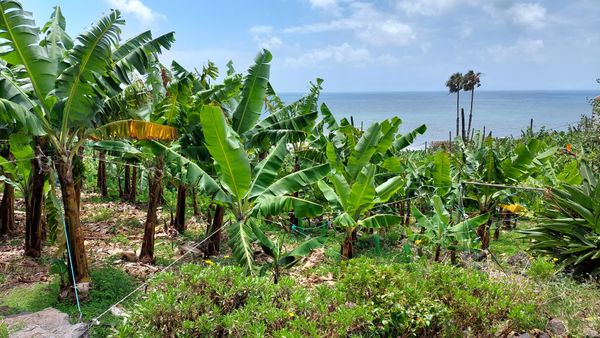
120 251 138 262
545 318 567 336
583 328 600 338
517 333 531 338
110 306 127 317
1 307 88 337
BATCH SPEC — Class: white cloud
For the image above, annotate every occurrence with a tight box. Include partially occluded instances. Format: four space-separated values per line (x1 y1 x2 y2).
106 0 165 25
508 3 546 30
249 25 274 35
283 43 399 67
249 25 283 49
284 43 371 67
255 36 283 49
285 2 416 47
487 38 545 61
459 22 473 38
308 0 342 15
397 0 470 16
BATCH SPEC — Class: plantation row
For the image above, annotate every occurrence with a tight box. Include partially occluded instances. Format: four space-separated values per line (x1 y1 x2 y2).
0 1 599 335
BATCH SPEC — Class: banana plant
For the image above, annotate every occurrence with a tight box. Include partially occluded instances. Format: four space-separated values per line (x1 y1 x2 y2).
317 118 424 258
198 104 330 273
0 0 174 282
250 222 325 283
457 134 556 250
411 195 489 262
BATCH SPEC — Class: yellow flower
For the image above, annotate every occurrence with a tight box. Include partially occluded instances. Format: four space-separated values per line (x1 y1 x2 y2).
288 312 295 317
415 239 423 245
204 259 214 265
553 258 559 262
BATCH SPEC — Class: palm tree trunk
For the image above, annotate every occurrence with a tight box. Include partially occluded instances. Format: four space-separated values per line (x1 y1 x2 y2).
25 139 46 258
206 204 224 256
455 91 460 137
55 156 90 282
467 88 474 140
461 108 466 141
139 156 164 264
174 184 187 233
129 166 137 203
97 151 107 197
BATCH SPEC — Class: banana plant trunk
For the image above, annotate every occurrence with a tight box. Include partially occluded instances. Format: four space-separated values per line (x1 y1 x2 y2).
174 184 187 233
25 139 46 257
0 180 15 236
55 156 90 282
97 151 107 197
129 166 137 203
289 157 300 229
74 147 84 212
139 156 164 264
206 204 224 256
0 151 15 236
192 187 199 216
341 228 356 259
477 214 493 252
123 164 130 201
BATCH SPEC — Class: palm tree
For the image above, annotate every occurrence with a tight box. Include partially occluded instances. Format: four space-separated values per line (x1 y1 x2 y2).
463 70 481 141
0 0 173 283
445 72 463 138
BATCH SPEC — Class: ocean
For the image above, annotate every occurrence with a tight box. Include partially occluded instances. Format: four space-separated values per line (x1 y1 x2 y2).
280 90 597 146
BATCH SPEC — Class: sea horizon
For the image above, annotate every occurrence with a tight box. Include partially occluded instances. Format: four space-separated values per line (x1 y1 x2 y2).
280 89 597 145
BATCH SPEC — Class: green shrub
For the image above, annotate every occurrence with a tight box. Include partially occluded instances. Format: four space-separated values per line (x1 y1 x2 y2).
339 258 545 335
521 162 600 276
115 259 546 337
115 264 369 337
527 257 556 281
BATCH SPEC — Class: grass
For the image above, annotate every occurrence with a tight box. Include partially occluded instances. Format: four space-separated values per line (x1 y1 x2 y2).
110 234 130 246
83 207 113 223
542 277 600 333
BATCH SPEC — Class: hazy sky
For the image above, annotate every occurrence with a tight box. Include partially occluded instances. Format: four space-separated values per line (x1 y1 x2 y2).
21 0 600 92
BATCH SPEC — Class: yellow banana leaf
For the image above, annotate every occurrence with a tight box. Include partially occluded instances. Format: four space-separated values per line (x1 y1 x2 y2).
90 120 177 141
498 203 525 213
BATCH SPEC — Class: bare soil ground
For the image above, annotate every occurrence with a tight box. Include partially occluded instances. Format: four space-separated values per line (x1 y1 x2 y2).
0 193 210 292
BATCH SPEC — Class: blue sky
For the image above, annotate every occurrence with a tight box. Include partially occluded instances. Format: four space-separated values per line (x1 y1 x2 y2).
22 0 600 92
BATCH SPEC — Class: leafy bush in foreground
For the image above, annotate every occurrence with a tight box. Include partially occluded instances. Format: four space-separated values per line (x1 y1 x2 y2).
115 259 545 337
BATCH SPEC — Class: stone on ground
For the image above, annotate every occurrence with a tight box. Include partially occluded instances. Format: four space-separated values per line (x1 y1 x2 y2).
0 307 87 338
